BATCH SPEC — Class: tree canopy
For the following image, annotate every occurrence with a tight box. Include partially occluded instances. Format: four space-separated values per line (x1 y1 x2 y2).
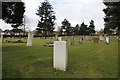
88 20 95 35
61 19 71 35
103 2 120 35
2 2 25 29
74 24 80 35
36 0 56 35
79 22 88 35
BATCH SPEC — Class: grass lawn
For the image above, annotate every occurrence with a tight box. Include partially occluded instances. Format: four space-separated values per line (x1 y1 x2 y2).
2 36 118 78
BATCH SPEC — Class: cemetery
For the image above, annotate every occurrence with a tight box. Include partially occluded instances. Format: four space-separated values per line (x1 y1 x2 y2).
2 35 118 78
0 0 119 79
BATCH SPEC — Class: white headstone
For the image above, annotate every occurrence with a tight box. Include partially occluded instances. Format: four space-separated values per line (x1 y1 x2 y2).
55 34 58 40
58 37 62 41
54 41 67 71
85 36 88 40
79 36 83 43
106 37 109 44
27 32 33 46
99 35 104 41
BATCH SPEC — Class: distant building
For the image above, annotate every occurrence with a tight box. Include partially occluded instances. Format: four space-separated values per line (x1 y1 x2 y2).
3 29 12 35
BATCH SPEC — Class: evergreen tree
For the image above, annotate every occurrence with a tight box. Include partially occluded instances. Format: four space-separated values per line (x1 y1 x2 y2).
36 0 56 36
88 20 95 35
103 1 120 35
61 19 71 35
79 22 88 35
74 24 80 35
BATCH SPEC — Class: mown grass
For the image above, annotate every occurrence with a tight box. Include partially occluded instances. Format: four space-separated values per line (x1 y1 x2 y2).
2 36 118 78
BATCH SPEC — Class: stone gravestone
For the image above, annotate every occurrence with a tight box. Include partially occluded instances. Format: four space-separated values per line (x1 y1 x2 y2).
53 41 67 71
70 36 74 45
93 36 99 43
85 36 88 41
79 36 83 44
99 35 106 42
27 32 33 46
58 37 62 41
55 34 58 41
99 35 104 41
105 36 109 44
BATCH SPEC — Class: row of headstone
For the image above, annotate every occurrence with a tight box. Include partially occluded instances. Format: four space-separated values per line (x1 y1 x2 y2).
61 36 84 46
26 34 110 47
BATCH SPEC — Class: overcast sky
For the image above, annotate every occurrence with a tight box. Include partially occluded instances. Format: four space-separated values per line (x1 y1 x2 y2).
0 0 106 31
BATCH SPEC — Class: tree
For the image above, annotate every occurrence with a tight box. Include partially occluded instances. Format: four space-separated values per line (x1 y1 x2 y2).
79 22 88 35
2 2 25 29
103 1 120 35
88 20 95 35
74 24 80 35
36 0 56 36
61 19 71 35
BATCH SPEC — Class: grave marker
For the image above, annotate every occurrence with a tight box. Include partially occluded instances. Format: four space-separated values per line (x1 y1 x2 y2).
53 41 68 71
93 36 99 43
105 36 109 44
58 37 62 41
27 32 33 46
79 36 83 44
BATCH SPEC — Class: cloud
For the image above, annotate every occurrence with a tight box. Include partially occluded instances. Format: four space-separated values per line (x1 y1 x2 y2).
0 0 106 31
49 0 106 30
0 19 12 31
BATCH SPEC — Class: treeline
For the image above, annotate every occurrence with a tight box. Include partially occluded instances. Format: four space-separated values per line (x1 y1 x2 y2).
1 0 119 36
